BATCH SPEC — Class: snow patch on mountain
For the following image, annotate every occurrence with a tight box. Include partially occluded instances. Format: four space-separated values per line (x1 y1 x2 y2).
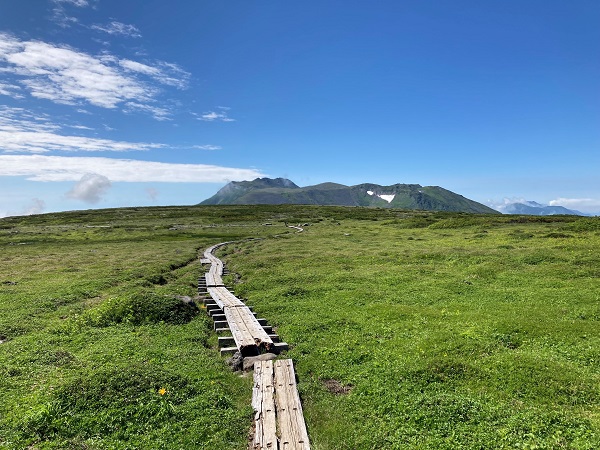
366 190 395 203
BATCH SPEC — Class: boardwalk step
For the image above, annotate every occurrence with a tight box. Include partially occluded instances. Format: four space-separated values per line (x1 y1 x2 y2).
218 336 235 348
219 335 281 348
220 346 238 356
213 320 228 330
273 342 289 352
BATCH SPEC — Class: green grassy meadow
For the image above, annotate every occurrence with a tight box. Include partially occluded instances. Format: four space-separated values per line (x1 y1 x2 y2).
1 205 599 449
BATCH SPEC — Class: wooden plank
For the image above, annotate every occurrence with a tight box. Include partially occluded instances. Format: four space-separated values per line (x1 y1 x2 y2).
224 306 274 355
274 359 310 450
213 286 245 308
236 306 273 346
252 360 278 450
205 272 217 287
225 306 257 351
207 286 245 309
206 287 226 309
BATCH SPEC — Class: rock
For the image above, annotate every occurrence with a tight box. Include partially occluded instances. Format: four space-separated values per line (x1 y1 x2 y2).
174 295 193 304
226 351 244 371
243 353 278 371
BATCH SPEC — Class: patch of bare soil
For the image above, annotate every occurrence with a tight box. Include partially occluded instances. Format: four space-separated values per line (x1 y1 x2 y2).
322 378 353 395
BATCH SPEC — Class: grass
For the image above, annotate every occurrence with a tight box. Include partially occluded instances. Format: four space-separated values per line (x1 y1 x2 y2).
1 205 599 449
223 211 600 449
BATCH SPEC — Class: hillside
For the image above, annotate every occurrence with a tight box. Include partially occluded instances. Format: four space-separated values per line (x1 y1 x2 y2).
201 178 499 214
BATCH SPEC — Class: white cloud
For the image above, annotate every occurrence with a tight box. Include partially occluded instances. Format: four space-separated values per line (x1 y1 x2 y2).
146 187 159 201
0 82 24 99
0 198 46 219
0 106 163 152
192 145 222 151
549 198 600 214
22 198 46 215
51 0 91 28
0 155 265 182
124 102 172 121
91 21 141 38
0 108 163 154
0 106 59 133
119 59 159 76
53 0 89 6
0 130 164 153
66 173 111 203
196 107 236 122
0 33 190 118
486 197 529 213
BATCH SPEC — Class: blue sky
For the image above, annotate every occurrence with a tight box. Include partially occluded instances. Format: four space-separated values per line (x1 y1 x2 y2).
1 0 599 216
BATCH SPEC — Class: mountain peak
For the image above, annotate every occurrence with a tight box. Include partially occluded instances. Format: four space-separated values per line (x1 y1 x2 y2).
235 177 299 189
200 178 498 213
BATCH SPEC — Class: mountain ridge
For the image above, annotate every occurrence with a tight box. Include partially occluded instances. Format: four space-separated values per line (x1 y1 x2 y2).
200 178 499 214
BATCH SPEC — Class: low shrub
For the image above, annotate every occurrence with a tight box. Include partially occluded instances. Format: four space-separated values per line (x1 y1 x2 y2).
85 291 198 326
23 364 198 441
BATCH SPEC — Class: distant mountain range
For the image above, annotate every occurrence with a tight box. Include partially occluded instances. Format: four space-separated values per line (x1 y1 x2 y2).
497 200 588 216
200 178 499 214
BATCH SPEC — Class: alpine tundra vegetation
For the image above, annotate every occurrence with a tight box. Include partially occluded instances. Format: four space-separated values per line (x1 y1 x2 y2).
1 205 599 449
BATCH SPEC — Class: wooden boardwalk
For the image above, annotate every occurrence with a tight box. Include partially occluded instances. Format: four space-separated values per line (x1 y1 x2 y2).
252 359 310 450
199 243 284 356
199 241 310 449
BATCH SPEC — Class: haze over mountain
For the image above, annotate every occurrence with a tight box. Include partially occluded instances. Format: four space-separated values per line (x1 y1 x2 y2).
200 178 499 214
492 200 589 216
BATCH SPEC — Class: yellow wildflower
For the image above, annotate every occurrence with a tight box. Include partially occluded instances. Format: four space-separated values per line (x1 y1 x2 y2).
158 387 166 396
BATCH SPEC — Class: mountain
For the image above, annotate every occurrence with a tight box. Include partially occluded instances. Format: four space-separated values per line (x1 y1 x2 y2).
500 201 587 216
200 178 499 214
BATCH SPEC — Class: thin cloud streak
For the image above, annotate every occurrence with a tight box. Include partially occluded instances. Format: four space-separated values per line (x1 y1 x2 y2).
196 107 236 122
191 145 222 150
91 21 141 38
124 102 172 121
0 105 164 152
50 0 90 28
0 130 163 153
0 82 24 99
52 0 89 6
0 155 265 183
